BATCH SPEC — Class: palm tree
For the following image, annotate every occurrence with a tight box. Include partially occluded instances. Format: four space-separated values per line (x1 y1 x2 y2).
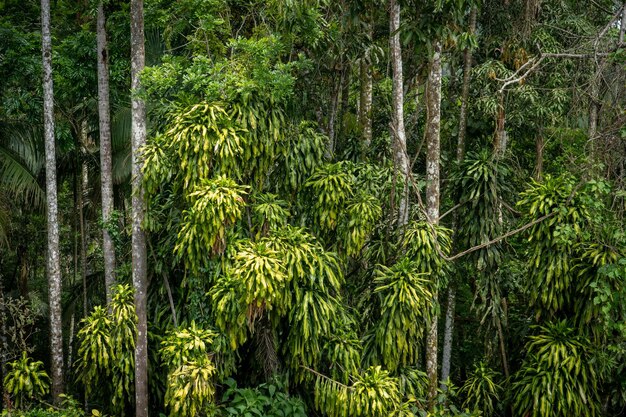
40 0 64 403
130 0 148 415
97 0 116 304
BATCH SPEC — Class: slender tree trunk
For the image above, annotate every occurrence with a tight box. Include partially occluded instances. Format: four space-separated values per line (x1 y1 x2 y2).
67 312 75 373
0 281 8 411
618 1 626 45
494 93 508 156
359 31 373 154
97 0 116 304
327 69 342 157
389 0 410 226
130 0 148 415
440 288 455 387
425 40 443 405
535 131 544 181
338 63 350 140
456 7 477 162
79 159 88 315
441 9 478 387
40 0 64 403
588 71 599 144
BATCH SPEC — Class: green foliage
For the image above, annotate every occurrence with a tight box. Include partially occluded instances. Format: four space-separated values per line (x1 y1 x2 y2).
313 366 401 417
452 150 510 271
75 285 137 415
175 176 248 266
365 258 433 371
251 193 289 237
459 363 502 416
511 321 599 417
338 191 382 257
304 162 354 232
275 121 326 193
75 306 112 393
230 239 289 319
402 221 452 274
1 395 102 417
159 103 247 185
3 352 49 409
160 323 217 417
216 378 307 417
517 175 591 319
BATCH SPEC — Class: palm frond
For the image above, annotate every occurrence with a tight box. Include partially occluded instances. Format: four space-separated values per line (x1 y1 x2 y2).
0 127 45 209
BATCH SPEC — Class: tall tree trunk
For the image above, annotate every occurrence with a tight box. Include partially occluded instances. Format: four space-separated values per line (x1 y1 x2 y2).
130 0 148 416
441 8 477 387
359 28 373 154
0 281 8 411
456 7 477 162
40 0 64 403
97 0 116 304
79 159 88 315
425 40 443 405
440 288 455 387
389 0 410 226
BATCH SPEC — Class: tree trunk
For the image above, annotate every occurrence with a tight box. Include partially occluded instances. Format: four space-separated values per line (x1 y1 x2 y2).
497 299 510 378
389 0 410 226
97 0 116 304
440 288 455 387
79 158 88 315
494 93 508 157
338 63 350 140
618 1 626 45
130 0 149 416
425 40 442 405
0 281 8 411
40 0 64 403
456 7 477 162
359 35 373 154
535 132 544 181
441 8 477 386
327 69 342 158
588 71 599 144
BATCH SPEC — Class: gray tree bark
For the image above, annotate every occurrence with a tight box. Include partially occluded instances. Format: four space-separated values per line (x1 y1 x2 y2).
425 40 443 405
97 0 116 304
389 0 410 226
359 42 373 153
131 0 149 415
40 0 64 403
618 1 626 45
440 287 455 387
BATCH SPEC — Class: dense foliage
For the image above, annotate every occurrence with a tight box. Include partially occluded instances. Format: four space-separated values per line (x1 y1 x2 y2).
0 0 625 416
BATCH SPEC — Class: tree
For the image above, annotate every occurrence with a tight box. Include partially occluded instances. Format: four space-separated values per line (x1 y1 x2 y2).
389 0 410 226
40 0 64 404
130 0 148 415
97 0 116 304
425 39 442 404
